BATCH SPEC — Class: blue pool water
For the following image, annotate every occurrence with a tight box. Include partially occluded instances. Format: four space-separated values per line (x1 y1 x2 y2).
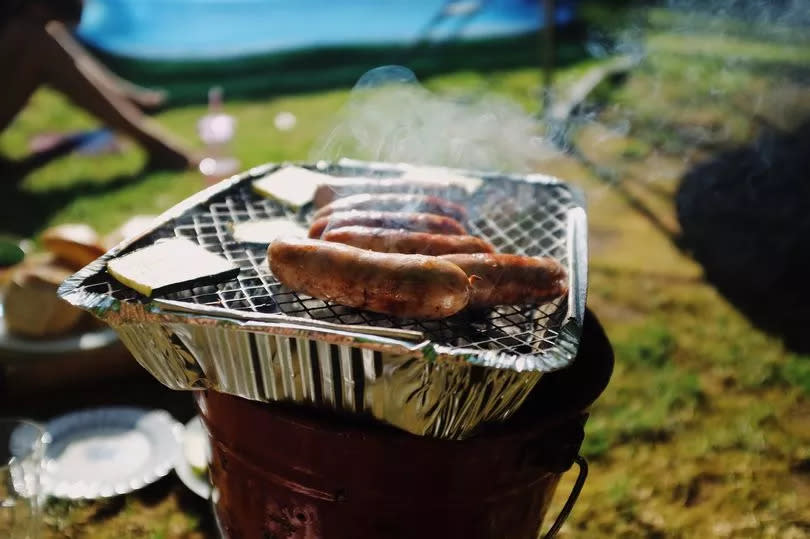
78 0 577 60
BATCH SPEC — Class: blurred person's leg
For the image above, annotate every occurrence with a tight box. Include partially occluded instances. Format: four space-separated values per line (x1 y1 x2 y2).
0 20 42 133
0 20 195 170
45 21 166 112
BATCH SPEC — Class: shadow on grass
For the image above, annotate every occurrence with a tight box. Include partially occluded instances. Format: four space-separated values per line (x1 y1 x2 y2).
0 152 150 238
0 136 84 180
676 120 810 353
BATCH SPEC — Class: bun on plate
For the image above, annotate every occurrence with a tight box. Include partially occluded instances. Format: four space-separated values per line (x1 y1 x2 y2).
41 224 105 270
3 263 85 338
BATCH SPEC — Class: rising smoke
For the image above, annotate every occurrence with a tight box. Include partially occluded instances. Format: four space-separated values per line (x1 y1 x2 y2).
312 1 808 177
311 65 556 174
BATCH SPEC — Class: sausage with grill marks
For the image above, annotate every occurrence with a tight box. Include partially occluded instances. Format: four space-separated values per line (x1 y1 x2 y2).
313 193 468 222
322 226 494 255
308 211 467 239
439 253 567 307
269 237 470 319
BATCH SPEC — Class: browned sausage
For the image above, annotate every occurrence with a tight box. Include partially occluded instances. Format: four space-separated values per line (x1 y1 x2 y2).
439 253 567 307
313 193 468 222
313 179 467 208
309 211 467 238
322 226 494 255
269 237 470 319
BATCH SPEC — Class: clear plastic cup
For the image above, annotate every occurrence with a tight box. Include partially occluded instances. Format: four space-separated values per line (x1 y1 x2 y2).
0 419 49 539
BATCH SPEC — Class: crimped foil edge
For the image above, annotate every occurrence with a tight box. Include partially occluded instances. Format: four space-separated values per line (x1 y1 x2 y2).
108 316 544 439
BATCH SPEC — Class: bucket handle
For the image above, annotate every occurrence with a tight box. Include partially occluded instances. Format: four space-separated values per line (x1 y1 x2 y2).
542 455 588 539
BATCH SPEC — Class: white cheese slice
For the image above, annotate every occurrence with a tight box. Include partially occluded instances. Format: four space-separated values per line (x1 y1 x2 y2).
230 218 306 244
252 166 335 209
107 238 238 296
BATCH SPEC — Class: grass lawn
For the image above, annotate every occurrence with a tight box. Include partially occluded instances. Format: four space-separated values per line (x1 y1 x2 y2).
2 3 810 538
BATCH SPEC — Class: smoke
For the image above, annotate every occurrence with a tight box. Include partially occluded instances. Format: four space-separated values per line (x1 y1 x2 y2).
311 0 808 183
311 66 556 174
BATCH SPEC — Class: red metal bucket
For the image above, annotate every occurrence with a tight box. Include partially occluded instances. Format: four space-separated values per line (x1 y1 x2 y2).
197 311 612 539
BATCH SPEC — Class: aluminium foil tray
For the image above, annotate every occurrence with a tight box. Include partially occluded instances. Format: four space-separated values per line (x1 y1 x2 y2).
59 159 587 439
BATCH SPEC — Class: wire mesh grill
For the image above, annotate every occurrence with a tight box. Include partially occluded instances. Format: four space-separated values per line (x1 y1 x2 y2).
76 164 579 356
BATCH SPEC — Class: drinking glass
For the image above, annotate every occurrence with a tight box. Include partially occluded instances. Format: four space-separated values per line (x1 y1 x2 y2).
1 419 48 539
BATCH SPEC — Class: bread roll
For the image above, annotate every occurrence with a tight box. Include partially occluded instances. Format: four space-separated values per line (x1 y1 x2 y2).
3 264 85 338
41 224 105 270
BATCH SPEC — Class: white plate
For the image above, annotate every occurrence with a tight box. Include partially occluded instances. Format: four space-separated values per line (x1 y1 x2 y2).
0 303 118 361
174 416 212 499
42 407 182 499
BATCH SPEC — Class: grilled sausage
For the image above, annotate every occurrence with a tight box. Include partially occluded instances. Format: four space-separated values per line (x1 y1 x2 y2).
313 179 468 208
269 237 470 319
323 226 494 255
309 211 467 238
313 193 468 222
439 253 567 307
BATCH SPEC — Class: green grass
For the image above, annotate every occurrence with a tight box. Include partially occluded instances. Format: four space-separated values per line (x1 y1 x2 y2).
780 356 810 395
583 326 705 460
614 321 676 368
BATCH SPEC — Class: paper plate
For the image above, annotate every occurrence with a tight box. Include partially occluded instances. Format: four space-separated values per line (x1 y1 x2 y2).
42 407 182 499
174 416 212 499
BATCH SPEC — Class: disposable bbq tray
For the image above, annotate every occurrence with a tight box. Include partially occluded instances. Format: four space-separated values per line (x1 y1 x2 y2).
59 159 587 439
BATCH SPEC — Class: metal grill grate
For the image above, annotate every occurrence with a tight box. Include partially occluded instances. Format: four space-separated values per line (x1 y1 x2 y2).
76 163 579 356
